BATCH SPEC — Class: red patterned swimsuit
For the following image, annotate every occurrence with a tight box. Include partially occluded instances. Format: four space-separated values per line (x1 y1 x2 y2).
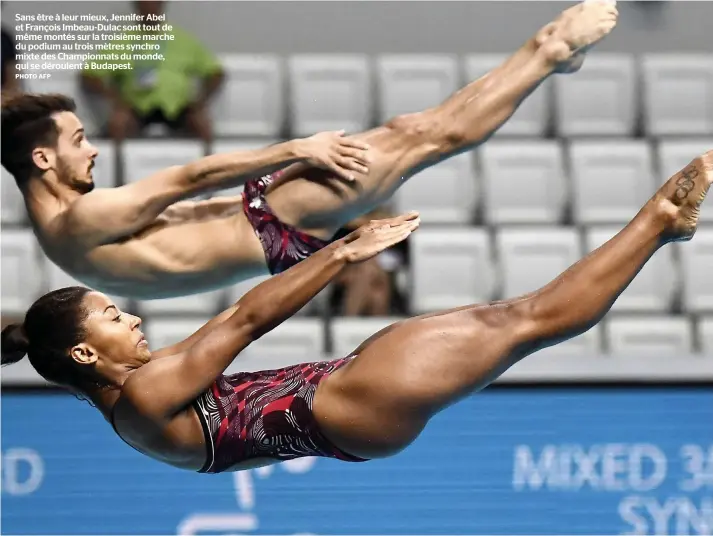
193 357 367 473
241 172 333 275
194 173 365 472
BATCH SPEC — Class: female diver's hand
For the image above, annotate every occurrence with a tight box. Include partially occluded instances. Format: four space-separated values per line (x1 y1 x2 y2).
337 211 420 264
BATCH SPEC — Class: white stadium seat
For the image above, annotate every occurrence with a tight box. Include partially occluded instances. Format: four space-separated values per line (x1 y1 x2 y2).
642 54 713 136
699 317 713 355
480 140 566 224
569 140 655 224
496 227 581 299
392 152 477 224
377 55 459 122
553 54 637 137
606 315 693 356
210 54 285 137
232 319 325 372
1 230 45 315
679 228 713 313
410 227 494 313
288 54 372 136
121 140 204 185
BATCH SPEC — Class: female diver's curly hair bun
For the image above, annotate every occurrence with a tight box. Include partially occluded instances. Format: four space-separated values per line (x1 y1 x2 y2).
1 323 30 365
1 287 103 400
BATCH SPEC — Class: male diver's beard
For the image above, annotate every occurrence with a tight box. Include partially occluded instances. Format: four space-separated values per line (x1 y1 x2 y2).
59 159 95 193
76 179 96 194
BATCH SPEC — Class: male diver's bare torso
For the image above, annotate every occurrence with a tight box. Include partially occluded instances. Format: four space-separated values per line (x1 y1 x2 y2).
28 122 439 299
30 195 269 299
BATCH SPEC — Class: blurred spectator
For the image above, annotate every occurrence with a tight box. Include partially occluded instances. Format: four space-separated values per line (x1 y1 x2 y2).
81 0 224 141
1 25 21 97
329 208 410 317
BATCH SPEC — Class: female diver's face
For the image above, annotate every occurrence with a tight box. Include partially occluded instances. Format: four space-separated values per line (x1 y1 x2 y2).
69 292 151 370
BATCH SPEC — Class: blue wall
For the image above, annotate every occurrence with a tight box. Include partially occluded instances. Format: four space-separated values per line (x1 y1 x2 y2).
2 388 712 535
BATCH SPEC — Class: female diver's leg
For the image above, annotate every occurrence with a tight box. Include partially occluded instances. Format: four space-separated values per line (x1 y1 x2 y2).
314 154 713 460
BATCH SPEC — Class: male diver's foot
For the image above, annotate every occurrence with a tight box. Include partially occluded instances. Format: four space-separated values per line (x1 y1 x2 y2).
535 0 619 74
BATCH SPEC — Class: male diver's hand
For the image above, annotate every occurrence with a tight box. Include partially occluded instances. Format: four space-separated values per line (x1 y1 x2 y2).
293 130 372 182
337 211 420 264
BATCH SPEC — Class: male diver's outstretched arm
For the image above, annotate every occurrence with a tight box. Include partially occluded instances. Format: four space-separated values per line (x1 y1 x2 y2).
60 132 371 248
125 212 420 419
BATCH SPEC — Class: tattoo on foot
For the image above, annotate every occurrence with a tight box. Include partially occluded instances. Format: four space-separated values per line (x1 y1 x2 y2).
674 166 698 201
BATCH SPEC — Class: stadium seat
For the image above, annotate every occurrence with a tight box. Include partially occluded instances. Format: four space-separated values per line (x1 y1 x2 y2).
410 227 494 313
496 227 581 299
553 54 637 137
606 315 693 356
377 55 459 122
699 317 713 355
1 230 45 315
392 152 477 224
480 140 566 224
210 54 285 137
657 139 713 223
121 140 204 185
642 54 713 136
42 253 130 311
331 317 402 359
233 319 325 372
288 54 372 136
584 226 677 312
569 140 655 224
463 54 551 136
679 228 713 313
1 166 27 225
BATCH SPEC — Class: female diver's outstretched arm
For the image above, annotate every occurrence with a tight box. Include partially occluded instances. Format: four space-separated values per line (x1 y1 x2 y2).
123 212 420 420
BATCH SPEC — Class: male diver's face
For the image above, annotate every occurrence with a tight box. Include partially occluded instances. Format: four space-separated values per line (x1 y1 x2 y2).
70 292 151 372
51 112 98 193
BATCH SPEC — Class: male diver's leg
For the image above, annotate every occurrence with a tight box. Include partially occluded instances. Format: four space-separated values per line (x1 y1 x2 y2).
266 1 619 238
